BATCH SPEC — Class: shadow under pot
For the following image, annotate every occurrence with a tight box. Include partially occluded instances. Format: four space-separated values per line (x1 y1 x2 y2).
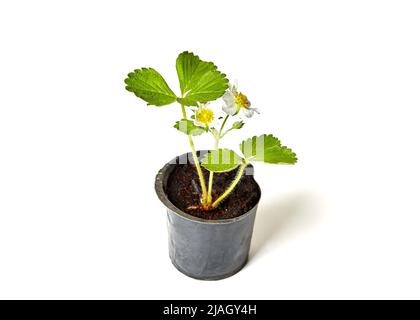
155 151 261 280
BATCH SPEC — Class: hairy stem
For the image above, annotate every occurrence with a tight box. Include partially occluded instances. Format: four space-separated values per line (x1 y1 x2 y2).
206 115 229 206
219 115 229 136
180 103 208 203
211 161 247 208
206 139 219 205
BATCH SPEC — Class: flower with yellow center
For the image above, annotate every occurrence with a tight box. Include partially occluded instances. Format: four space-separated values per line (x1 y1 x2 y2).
195 103 214 127
222 82 259 118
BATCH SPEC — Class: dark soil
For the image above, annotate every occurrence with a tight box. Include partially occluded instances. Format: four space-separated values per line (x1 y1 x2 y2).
166 163 260 220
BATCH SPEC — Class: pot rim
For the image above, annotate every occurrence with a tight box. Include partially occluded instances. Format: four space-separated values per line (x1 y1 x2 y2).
155 151 261 225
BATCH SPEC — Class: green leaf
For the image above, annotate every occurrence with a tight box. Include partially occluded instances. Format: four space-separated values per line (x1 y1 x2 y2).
176 51 229 106
201 149 244 172
240 134 298 164
125 68 177 106
173 119 207 136
240 134 280 159
262 145 298 164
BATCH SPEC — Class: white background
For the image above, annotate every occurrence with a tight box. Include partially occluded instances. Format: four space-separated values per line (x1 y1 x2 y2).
1 0 420 299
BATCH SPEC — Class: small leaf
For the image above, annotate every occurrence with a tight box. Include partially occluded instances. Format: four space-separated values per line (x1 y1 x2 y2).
201 149 244 172
173 119 206 136
176 51 229 106
125 68 177 106
240 134 297 164
231 120 244 130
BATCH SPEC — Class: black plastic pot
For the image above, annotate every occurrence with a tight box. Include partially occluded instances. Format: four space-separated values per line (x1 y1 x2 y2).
155 151 261 280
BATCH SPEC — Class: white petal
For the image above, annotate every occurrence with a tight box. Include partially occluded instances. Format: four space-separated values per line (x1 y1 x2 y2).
194 119 207 127
196 102 209 110
222 91 235 104
223 103 238 115
250 107 260 114
222 89 235 100
230 81 238 95
242 108 255 118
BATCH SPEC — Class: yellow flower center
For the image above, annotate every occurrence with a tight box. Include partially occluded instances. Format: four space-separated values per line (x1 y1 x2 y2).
196 108 214 125
235 92 251 109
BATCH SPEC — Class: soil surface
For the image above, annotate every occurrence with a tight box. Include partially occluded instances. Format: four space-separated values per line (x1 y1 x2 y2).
166 163 260 220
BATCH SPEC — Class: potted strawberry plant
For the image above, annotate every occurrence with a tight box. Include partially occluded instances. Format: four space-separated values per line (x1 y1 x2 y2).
125 52 298 280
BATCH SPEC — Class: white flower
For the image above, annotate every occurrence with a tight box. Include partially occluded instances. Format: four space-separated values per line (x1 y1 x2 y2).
194 103 214 127
222 82 259 118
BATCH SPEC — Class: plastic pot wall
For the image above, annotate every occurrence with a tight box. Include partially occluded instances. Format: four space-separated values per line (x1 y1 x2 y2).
155 151 261 280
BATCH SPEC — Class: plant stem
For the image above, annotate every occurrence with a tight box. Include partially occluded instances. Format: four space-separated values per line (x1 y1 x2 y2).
206 139 219 205
206 115 229 206
219 114 229 135
180 103 208 203
211 161 247 208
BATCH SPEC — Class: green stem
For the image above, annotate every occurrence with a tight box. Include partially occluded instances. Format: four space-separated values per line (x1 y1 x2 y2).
206 139 219 205
180 103 207 203
219 115 229 135
211 161 247 208
181 103 187 118
206 115 229 206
